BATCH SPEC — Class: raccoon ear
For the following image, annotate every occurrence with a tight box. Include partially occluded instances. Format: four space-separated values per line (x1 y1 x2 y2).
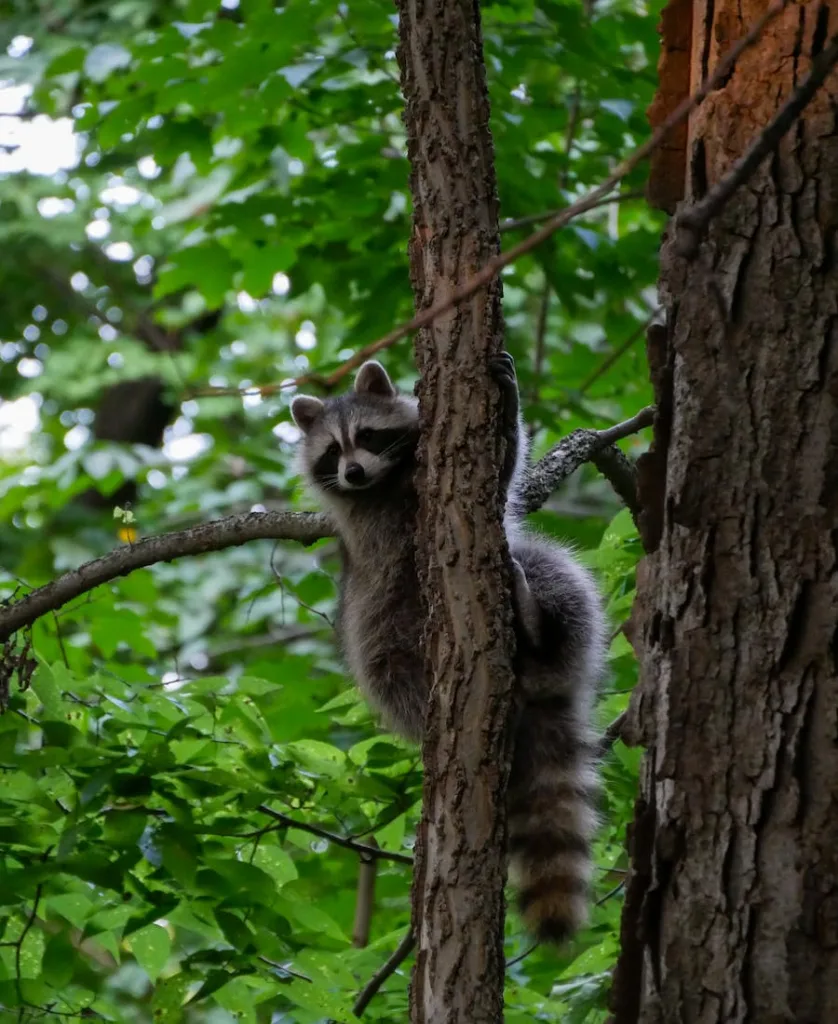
354 360 396 398
290 395 325 433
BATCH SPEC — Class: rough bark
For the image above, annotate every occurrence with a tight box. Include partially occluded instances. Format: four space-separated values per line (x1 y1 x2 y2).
395 1 515 1022
613 3 838 1022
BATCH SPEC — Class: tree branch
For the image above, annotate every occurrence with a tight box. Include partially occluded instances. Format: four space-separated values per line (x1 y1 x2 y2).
524 406 655 513
352 929 416 1016
256 805 414 866
675 30 838 257
498 189 645 233
352 837 379 948
591 445 642 522
600 711 628 755
0 511 331 643
0 408 655 645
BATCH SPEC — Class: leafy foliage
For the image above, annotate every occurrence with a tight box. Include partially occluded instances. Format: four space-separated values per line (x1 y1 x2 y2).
0 0 663 1019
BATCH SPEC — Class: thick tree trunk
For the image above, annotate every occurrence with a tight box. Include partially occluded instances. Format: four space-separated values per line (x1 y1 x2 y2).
613 3 838 1022
395 1 516 1022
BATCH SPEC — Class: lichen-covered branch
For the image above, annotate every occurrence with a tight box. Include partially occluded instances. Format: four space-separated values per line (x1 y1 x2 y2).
591 446 643 523
524 406 655 512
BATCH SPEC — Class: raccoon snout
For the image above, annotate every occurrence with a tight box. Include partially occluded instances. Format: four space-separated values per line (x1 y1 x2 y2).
344 462 366 485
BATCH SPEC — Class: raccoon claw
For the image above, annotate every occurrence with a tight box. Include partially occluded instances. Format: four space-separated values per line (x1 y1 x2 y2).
490 352 520 431
490 352 517 388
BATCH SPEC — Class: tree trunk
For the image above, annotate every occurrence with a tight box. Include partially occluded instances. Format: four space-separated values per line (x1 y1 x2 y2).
613 3 838 1022
395 1 516 1022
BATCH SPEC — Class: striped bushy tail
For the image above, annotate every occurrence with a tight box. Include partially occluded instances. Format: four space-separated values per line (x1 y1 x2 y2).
507 703 600 944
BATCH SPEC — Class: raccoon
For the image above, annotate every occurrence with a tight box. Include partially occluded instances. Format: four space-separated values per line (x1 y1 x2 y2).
290 355 606 944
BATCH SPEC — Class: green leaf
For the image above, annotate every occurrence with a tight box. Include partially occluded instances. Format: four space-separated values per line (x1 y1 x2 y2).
42 932 77 989
30 663 63 718
128 923 172 982
251 844 299 886
46 893 92 931
275 891 348 943
155 243 235 308
151 970 193 1022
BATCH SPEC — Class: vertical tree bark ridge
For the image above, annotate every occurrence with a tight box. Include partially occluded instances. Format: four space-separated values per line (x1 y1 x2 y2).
614 2 838 1022
396 0 516 1022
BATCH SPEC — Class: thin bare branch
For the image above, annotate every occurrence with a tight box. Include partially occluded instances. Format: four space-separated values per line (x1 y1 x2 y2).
600 711 628 755
353 929 416 1016
256 805 414 866
499 189 645 234
505 942 539 968
596 879 626 906
257 956 313 983
675 31 838 257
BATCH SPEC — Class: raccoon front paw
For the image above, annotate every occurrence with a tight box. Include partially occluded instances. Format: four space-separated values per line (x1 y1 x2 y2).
489 352 517 390
489 352 520 427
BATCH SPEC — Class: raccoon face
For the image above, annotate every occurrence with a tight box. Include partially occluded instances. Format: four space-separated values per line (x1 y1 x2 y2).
291 361 419 493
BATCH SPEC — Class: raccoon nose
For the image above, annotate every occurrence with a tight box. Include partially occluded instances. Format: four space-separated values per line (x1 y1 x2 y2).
345 462 366 485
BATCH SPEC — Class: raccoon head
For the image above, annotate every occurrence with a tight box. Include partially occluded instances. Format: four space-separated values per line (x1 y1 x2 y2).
291 360 419 494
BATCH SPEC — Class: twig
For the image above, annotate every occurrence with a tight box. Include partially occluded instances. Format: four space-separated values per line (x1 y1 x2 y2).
257 956 313 983
600 711 627 755
0 511 330 643
191 2 786 403
500 189 646 233
524 406 655 512
596 879 626 906
256 805 414 866
505 942 539 968
352 929 416 1016
579 309 659 394
596 406 658 446
675 31 838 257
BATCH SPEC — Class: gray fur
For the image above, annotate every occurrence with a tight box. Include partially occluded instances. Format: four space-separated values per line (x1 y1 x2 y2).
291 356 607 943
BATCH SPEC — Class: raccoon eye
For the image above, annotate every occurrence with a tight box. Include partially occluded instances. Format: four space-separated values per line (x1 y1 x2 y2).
326 441 340 458
355 428 373 446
